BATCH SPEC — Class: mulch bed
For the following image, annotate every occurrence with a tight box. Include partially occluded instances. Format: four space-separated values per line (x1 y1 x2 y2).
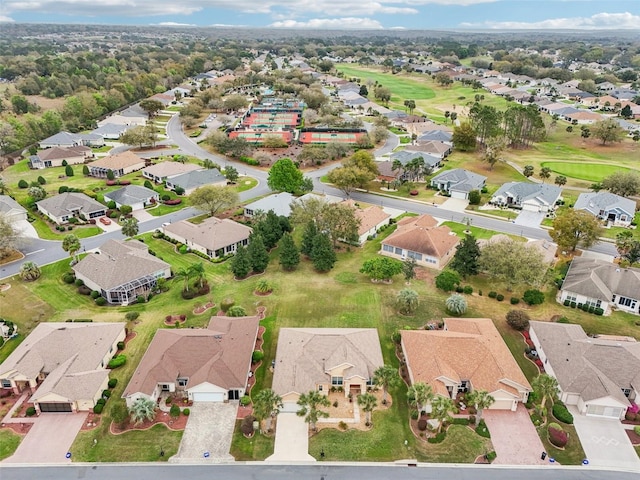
254 290 273 296
626 428 640 445
110 410 188 435
164 315 187 326
193 301 215 315
80 412 102 431
1 422 33 435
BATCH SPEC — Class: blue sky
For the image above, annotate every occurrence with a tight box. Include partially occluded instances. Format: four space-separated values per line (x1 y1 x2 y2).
1 0 639 30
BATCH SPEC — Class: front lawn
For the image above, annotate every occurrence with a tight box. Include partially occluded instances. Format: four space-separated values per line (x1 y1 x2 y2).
0 429 22 461
441 221 521 241
537 412 586 466
229 422 275 461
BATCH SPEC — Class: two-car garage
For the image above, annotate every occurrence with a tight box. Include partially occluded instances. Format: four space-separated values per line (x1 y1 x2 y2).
192 392 224 403
37 402 73 413
586 404 626 419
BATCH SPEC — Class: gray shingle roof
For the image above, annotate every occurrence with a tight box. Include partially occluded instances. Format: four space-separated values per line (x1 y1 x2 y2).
561 257 640 301
166 169 226 191
492 182 562 207
0 195 25 215
244 192 296 217
530 321 640 404
36 192 105 218
104 185 157 206
72 239 170 291
430 168 486 193
574 192 636 217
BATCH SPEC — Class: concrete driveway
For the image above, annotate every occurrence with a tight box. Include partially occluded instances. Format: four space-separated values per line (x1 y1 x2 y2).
441 198 469 212
569 407 640 470
514 210 545 227
14 219 39 239
170 403 236 463
266 410 315 462
482 404 547 465
3 412 87 464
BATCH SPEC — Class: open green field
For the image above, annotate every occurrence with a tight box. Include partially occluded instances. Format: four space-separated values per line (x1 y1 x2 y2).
540 162 634 183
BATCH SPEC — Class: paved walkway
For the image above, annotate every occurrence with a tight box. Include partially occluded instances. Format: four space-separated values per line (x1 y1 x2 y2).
266 411 315 462
569 407 640 471
3 412 88 464
170 403 236 464
482 404 547 465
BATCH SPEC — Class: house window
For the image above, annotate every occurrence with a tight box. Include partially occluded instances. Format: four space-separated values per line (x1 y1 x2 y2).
382 244 393 253
1 379 11 388
177 378 188 387
161 384 170 392
407 251 422 261
318 385 323 392
622 388 631 398
585 299 601 308
366 378 374 386
331 377 343 386
394 247 403 255
565 294 577 303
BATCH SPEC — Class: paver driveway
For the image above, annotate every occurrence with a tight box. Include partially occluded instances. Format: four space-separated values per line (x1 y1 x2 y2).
3 412 87 464
482 404 547 465
266 411 315 462
569 407 640 471
170 403 236 463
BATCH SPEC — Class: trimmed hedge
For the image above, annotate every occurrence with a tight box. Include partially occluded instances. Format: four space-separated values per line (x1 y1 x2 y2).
93 404 104 414
417 419 428 431
427 432 446 443
170 404 180 418
108 378 118 388
108 354 127 369
552 402 574 424
548 422 568 448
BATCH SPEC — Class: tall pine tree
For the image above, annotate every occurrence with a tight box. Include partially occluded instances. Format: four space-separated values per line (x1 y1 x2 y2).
449 235 481 278
279 233 300 271
311 233 336 272
301 221 318 257
231 245 251 279
248 234 269 273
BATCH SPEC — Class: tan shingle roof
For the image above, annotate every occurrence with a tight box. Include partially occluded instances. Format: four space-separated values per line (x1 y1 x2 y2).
90 151 144 170
123 315 260 397
341 200 390 236
383 215 458 258
272 328 383 397
38 146 90 161
163 217 252 252
401 319 531 397
72 239 170 291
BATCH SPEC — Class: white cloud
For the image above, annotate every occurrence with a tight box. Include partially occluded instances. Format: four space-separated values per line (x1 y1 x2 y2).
0 16 15 23
0 0 494 18
461 11 640 30
270 17 384 29
156 22 196 26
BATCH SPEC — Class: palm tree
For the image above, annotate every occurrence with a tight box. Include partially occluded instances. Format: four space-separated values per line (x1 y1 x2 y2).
373 365 400 405
296 390 330 431
0 178 9 195
396 288 419 315
173 266 192 292
121 217 139 239
445 294 467 315
430 395 457 433
19 261 41 281
466 390 495 426
62 234 81 264
407 381 434 415
532 373 559 410
252 388 283 433
391 159 404 182
357 393 378 426
189 262 206 289
128 397 156 425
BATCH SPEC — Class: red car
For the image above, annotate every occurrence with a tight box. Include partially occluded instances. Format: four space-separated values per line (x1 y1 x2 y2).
99 217 111 225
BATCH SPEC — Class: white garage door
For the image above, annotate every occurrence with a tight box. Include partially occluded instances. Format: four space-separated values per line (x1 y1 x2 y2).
489 399 516 410
451 190 467 200
586 404 624 419
192 392 224 402
281 402 299 413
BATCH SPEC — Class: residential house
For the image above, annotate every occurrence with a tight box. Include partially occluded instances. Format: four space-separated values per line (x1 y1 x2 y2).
342 200 391 245
73 239 171 305
417 130 453 144
122 315 260 406
389 150 442 176
574 192 636 226
162 217 252 259
91 123 131 140
559 257 640 316
98 105 148 127
36 192 106 225
103 185 159 211
430 169 487 200
401 318 532 411
39 131 104 149
244 192 296 218
0 322 126 413
491 182 562 212
530 321 640 419
0 195 27 222
272 328 383 409
165 169 227 195
29 146 92 169
88 151 145 178
563 110 603 125
142 162 202 184
380 214 459 270
407 141 452 159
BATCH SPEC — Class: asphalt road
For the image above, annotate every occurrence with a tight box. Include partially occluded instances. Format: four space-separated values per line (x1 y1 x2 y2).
1 463 636 480
0 114 617 280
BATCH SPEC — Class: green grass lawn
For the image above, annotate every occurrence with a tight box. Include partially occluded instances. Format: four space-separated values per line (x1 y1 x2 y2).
441 221 521 241
0 429 21 460
229 422 275 461
537 412 586 466
540 162 634 183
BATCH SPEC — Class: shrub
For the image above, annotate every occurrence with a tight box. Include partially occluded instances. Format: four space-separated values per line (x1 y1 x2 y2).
220 298 235 312
37 175 46 185
183 408 190 416
445 294 468 315
74 278 84 287
96 398 106 406
95 297 107 306
18 179 28 189
252 350 264 363
26 406 36 417
174 186 185 196
93 404 104 414
496 294 504 302
435 270 460 292
338 421 348 430
570 301 576 308
77 285 92 295
451 417 469 425
108 378 118 389
90 290 101 299
523 289 545 305
117 341 125 350
488 291 497 298
170 404 180 418
63 273 75 284
475 419 491 438
409 190 419 196
417 419 428 431
548 422 568 448
241 415 256 435
506 310 531 331
164 199 182 205
463 286 473 295
410 410 419 420
428 432 446 443
634 425 640 436
455 286 464 293
510 297 520 305
227 305 247 317
108 354 126 369
136 295 146 304
557 317 570 324
594 307 604 316
240 395 251 406
102 389 111 399
59 185 69 193
563 299 570 306
125 312 139 321
552 403 574 424
178 245 188 254
144 180 154 189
